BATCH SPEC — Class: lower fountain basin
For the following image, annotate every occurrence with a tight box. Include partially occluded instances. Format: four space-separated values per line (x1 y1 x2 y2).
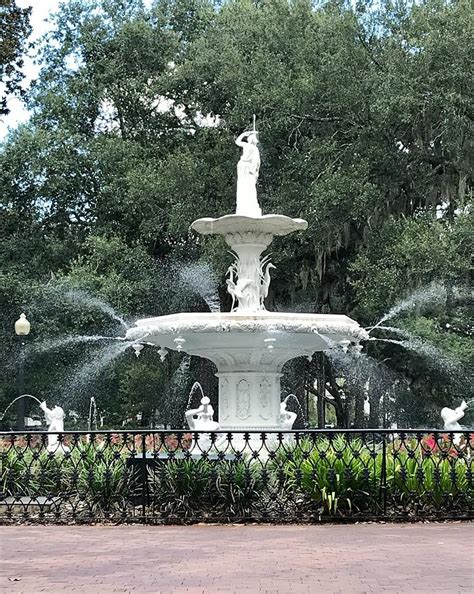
125 311 368 429
126 311 367 366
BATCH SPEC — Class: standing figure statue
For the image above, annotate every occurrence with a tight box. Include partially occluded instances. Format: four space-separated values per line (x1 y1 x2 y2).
440 400 468 445
235 129 261 217
40 401 69 453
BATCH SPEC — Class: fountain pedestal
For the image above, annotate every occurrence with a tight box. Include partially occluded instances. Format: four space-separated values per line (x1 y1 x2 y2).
217 371 281 430
192 214 307 312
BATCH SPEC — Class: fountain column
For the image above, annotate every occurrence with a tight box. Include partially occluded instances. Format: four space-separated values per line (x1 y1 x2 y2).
225 230 273 312
217 371 281 430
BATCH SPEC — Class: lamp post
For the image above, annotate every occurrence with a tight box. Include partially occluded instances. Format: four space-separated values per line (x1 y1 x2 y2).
14 313 31 431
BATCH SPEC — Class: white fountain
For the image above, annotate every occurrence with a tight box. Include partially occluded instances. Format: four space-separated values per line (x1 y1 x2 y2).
125 123 368 432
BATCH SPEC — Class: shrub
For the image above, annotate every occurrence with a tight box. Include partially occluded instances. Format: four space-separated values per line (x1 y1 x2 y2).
387 441 473 513
278 436 380 516
149 457 264 519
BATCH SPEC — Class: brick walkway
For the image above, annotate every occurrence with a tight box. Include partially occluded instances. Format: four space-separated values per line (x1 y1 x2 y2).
1 523 472 593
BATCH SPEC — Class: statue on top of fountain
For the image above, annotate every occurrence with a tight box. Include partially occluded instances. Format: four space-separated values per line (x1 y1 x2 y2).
191 121 307 314
235 128 261 218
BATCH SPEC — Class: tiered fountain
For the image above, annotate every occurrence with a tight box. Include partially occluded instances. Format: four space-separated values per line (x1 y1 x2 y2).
125 125 368 432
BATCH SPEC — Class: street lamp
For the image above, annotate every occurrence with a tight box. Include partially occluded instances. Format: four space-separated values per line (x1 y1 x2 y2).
14 313 31 430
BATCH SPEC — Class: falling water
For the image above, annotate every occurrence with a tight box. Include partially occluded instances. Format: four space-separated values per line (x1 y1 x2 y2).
30 334 123 356
369 326 417 340
370 282 446 330
178 262 221 313
0 394 43 421
63 288 129 330
374 337 460 375
88 396 99 432
58 342 131 401
183 382 206 427
283 393 306 425
326 348 393 396
186 382 206 409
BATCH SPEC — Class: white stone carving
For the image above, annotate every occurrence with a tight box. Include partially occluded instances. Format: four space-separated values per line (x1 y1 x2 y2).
441 400 468 445
280 399 297 430
125 131 369 432
259 377 272 420
185 396 221 453
39 401 70 454
235 130 261 217
191 215 308 312
220 378 230 421
185 396 219 431
236 380 251 419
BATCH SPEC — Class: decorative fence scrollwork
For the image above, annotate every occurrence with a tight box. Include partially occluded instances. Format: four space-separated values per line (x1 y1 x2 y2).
0 430 472 523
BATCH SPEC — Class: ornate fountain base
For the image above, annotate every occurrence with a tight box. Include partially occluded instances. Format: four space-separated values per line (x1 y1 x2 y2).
125 311 368 430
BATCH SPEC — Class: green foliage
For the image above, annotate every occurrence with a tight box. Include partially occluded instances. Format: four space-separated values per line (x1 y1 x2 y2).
0 446 71 497
0 0 32 115
150 457 264 519
387 437 473 511
70 442 131 512
278 436 378 515
350 213 470 323
2 434 471 520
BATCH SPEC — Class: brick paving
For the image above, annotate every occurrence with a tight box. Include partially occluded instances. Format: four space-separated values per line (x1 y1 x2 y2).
0 523 473 593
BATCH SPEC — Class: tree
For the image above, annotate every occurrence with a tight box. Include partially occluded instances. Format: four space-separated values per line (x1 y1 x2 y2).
0 0 31 116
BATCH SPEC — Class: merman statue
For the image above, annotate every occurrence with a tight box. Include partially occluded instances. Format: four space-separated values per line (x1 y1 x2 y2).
441 400 468 431
39 401 70 453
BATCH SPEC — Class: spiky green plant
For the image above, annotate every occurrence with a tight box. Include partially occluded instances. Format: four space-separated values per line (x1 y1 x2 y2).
277 436 380 516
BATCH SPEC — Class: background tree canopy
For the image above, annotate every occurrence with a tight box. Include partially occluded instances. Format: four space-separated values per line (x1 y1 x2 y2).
1 0 472 429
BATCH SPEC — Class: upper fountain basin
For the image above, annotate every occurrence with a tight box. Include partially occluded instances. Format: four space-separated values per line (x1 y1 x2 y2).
125 311 368 371
191 214 308 238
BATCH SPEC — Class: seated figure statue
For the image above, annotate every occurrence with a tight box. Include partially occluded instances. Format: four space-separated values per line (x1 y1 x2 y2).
39 401 70 453
185 396 220 453
185 396 220 431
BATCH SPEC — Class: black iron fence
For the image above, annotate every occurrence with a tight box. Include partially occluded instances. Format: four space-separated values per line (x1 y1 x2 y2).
1 429 472 523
